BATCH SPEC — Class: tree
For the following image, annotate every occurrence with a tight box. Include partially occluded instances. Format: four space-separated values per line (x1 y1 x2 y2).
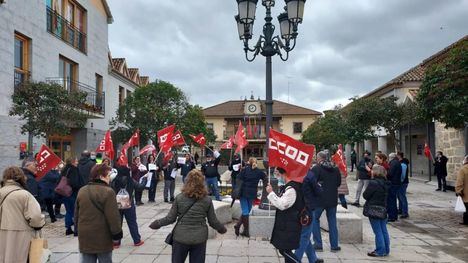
417 42 468 129
111 80 215 146
340 96 380 143
9 82 88 152
302 108 348 150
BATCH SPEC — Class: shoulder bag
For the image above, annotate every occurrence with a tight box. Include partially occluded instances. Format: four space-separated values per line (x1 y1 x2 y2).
55 169 72 197
165 199 198 245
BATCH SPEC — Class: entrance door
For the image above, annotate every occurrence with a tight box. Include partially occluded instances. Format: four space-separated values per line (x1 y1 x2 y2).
49 135 73 161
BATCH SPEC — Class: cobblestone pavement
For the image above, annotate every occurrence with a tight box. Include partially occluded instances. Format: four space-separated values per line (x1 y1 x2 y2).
43 171 468 263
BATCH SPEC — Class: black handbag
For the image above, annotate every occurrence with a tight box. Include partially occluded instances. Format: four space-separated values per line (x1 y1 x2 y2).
165 200 198 245
363 204 387 219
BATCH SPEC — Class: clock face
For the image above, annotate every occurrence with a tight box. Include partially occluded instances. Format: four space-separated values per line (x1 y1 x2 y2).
248 104 257 113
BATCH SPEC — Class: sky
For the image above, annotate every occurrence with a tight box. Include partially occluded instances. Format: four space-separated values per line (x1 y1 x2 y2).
107 0 467 112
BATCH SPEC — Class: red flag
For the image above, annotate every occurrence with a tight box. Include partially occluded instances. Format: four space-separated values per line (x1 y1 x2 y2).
125 130 140 148
332 144 348 177
96 130 114 160
117 148 128 166
172 130 186 146
268 129 315 182
190 133 206 148
117 130 140 167
247 118 253 139
158 125 175 152
221 136 235 149
234 121 248 153
139 144 156 155
424 143 432 160
163 150 174 163
35 144 62 181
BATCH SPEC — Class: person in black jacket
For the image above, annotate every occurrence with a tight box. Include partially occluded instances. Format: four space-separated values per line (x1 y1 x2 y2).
234 157 266 237
434 151 448 192
201 151 222 201
387 153 402 222
163 159 178 203
147 154 160 203
22 161 40 203
351 152 373 207
61 157 81 236
39 167 61 223
77 150 96 184
267 167 304 263
229 153 244 191
297 168 324 263
179 153 196 183
112 165 144 247
311 151 342 252
363 165 390 257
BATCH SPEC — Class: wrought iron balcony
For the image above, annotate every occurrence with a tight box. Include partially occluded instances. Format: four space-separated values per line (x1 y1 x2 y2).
46 7 87 53
46 78 105 116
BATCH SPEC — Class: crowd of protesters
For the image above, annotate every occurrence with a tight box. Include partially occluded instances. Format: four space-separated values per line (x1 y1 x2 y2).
1 143 467 263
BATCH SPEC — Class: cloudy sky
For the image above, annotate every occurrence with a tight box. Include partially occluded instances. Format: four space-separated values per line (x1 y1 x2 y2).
107 0 467 112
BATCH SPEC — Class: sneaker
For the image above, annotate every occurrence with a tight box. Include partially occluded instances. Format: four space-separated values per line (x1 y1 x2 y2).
65 228 74 236
314 244 323 252
134 240 145 246
113 242 120 249
388 219 397 222
368 251 385 257
435 188 441 191
400 215 409 219
350 202 360 207
164 199 169 203
51 218 57 223
331 246 341 252
136 202 144 206
443 189 447 192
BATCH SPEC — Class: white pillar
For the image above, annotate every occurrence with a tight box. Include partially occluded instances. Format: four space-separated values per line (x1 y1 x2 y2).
378 136 388 155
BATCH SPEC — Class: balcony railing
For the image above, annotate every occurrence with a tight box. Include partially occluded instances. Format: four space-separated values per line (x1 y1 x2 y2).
46 7 86 53
46 77 105 116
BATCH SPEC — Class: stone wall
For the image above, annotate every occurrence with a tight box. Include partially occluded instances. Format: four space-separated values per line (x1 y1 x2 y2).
434 121 466 181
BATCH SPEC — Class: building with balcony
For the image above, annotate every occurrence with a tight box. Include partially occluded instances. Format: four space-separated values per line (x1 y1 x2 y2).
345 35 467 184
0 0 149 172
203 96 321 158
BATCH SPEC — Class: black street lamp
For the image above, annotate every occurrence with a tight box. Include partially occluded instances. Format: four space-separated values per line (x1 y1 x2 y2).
235 0 306 210
235 0 306 160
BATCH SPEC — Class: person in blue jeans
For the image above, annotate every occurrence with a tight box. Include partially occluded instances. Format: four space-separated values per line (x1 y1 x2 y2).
234 157 266 237
311 151 342 252
397 152 410 218
363 165 391 257
201 151 222 201
297 169 324 263
60 157 82 236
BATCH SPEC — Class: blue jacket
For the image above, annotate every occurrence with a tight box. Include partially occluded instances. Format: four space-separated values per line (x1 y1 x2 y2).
238 166 266 199
303 169 322 211
179 160 196 177
388 159 403 185
39 170 60 200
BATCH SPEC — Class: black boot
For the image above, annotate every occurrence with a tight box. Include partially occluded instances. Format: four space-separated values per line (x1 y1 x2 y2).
234 216 243 237
66 228 74 236
341 203 348 209
240 215 250 237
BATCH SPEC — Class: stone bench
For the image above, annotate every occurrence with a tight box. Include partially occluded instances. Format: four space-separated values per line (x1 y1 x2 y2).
212 200 233 224
319 205 363 244
221 197 242 220
249 207 276 239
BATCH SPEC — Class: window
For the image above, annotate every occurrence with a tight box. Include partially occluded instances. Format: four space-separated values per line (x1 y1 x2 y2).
46 0 87 53
293 122 303 134
59 55 78 91
207 123 214 130
95 74 103 109
126 89 132 98
14 32 30 87
119 86 125 106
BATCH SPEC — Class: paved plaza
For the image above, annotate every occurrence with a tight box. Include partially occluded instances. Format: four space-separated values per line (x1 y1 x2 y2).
44 171 468 263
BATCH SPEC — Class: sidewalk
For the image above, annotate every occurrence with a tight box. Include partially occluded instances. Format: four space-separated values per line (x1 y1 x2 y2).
43 172 468 263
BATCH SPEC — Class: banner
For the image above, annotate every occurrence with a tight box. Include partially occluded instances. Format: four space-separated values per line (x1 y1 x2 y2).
96 130 114 160
234 120 248 153
332 144 347 177
172 130 186 146
190 133 206 148
158 125 175 152
35 144 62 181
139 144 156 156
424 143 432 160
268 129 315 182
221 136 235 150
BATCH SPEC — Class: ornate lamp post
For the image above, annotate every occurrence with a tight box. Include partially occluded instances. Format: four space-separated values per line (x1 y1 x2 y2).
235 0 306 158
235 0 306 209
